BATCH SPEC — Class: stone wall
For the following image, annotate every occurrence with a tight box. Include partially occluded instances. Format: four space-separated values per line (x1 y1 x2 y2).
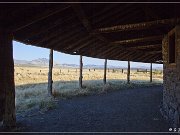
162 25 180 127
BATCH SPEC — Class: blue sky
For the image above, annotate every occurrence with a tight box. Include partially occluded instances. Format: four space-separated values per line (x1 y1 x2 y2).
13 41 163 69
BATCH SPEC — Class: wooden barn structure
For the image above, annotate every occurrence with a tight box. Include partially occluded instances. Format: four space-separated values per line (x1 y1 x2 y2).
0 1 180 128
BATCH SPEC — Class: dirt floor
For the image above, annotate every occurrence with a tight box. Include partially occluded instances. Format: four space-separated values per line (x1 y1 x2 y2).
14 86 169 132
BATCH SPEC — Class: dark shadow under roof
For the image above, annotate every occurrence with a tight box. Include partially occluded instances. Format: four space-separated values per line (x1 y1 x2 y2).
1 2 180 63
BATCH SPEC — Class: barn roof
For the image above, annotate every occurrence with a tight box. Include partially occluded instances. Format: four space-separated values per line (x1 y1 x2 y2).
1 2 180 63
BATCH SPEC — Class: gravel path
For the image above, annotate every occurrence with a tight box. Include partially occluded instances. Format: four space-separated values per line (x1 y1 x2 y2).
17 86 169 132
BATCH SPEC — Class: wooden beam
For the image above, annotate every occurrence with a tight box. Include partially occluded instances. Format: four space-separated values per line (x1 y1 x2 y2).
111 35 163 45
94 18 179 33
71 3 108 43
128 44 162 49
12 5 70 32
150 63 153 82
48 49 53 96
127 61 130 84
103 59 107 85
0 30 16 127
79 55 83 88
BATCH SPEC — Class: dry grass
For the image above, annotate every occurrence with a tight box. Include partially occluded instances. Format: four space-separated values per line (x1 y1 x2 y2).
15 66 163 113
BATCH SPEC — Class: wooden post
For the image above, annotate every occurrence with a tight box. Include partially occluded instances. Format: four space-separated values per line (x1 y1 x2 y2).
150 63 153 82
127 61 130 84
79 55 83 88
48 49 53 96
0 30 16 127
103 59 107 85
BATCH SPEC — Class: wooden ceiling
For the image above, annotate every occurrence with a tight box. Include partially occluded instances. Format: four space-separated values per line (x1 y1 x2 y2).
0 2 180 63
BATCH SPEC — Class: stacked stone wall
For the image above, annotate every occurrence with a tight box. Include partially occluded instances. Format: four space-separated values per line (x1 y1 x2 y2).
162 26 180 127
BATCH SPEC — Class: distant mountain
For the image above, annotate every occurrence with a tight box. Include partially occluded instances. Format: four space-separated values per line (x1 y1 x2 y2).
14 58 60 67
14 58 162 70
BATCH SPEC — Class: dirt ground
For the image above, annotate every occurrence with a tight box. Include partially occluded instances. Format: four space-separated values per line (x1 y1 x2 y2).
14 86 169 133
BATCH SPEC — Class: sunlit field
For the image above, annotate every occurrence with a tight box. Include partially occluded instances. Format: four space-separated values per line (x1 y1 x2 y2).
15 66 163 113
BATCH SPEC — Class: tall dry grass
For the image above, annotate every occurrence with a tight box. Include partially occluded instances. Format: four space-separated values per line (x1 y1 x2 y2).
15 66 163 113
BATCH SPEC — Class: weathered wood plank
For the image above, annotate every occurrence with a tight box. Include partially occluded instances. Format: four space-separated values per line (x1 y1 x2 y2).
150 63 153 82
111 35 163 45
71 3 108 43
79 55 83 88
127 44 161 49
94 18 180 33
127 61 130 84
0 30 16 127
103 59 107 85
48 49 53 96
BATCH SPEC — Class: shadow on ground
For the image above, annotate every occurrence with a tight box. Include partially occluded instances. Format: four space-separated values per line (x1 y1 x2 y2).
14 85 169 132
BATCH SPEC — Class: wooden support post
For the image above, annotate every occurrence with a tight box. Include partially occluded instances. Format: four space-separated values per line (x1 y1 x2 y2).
48 49 53 96
103 59 107 85
79 55 83 88
150 63 153 82
0 30 16 127
127 61 130 84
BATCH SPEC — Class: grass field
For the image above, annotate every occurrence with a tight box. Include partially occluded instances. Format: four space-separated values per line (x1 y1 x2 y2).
15 66 163 113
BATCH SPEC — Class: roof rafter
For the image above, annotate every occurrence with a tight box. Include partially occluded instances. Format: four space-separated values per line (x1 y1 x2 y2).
111 35 163 45
94 18 179 34
127 44 161 49
71 3 108 43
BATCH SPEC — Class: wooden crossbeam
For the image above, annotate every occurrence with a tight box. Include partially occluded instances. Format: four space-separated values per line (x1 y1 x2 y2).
128 44 161 49
71 3 108 43
12 5 70 32
94 18 179 33
111 35 163 45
